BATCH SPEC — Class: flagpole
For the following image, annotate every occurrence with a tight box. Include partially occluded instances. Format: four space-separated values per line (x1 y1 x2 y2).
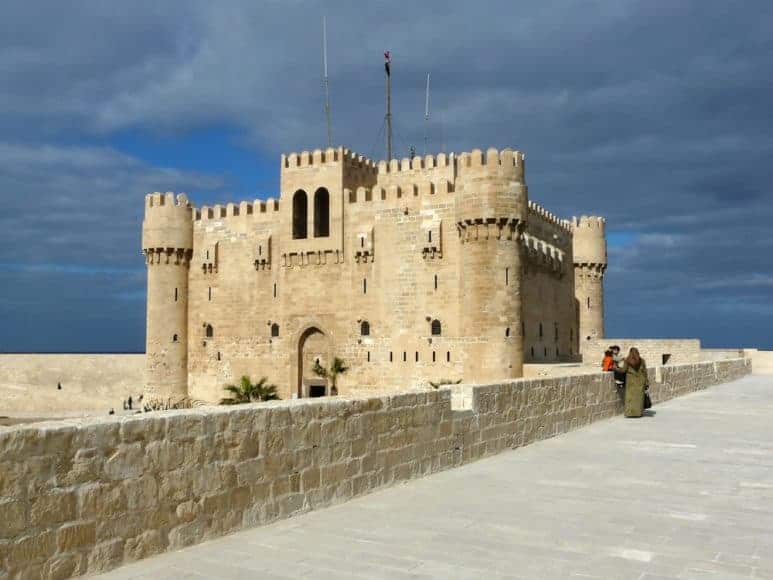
323 16 332 147
385 51 392 161
423 72 430 155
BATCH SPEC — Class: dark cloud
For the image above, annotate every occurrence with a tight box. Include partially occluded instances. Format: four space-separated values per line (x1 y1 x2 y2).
0 0 771 350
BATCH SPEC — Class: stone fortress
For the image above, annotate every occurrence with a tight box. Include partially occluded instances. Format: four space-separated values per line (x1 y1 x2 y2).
142 146 608 403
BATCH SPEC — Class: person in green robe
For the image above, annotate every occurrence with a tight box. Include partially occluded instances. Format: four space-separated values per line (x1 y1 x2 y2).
620 347 648 418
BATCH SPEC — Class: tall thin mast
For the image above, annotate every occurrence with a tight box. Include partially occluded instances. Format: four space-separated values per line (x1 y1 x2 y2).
423 72 430 155
323 16 332 147
384 50 392 161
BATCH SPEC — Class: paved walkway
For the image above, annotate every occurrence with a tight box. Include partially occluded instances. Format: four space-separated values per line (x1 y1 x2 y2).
98 374 773 579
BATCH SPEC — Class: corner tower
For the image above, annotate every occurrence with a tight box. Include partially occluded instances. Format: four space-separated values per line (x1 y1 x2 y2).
142 192 193 402
572 216 607 343
455 148 528 381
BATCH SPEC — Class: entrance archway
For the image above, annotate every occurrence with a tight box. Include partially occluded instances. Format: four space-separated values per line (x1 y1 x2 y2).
297 327 331 398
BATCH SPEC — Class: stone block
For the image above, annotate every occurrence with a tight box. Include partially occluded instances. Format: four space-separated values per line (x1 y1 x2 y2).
56 521 96 552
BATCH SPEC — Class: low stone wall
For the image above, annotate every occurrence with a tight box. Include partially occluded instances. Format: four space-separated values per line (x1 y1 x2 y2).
0 354 144 415
0 358 751 578
743 349 773 374
581 338 702 366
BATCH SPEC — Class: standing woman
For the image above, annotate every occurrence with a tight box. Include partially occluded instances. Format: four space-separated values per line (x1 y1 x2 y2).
622 347 648 417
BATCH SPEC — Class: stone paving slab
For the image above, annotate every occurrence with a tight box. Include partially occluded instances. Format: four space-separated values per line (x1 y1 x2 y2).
95 374 773 579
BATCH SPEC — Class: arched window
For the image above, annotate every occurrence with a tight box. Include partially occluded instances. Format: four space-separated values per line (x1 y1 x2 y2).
314 188 330 238
505 327 510 338
172 334 178 342
292 190 308 239
431 319 442 336
205 324 213 338
271 323 280 338
360 321 370 336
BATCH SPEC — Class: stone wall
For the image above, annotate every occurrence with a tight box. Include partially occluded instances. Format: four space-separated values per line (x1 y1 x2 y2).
0 358 750 578
581 338 702 367
0 355 144 415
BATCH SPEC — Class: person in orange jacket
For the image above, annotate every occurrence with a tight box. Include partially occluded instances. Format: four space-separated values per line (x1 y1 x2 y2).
602 349 615 372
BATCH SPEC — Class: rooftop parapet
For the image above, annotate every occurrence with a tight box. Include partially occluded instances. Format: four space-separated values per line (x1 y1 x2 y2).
528 200 572 233
142 192 194 251
195 198 279 221
281 146 378 175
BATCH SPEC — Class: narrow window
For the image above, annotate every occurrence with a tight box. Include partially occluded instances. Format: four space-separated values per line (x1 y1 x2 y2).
360 321 370 336
555 323 559 342
505 327 510 338
206 250 210 260
428 230 432 243
530 346 535 357
360 237 364 248
587 297 591 309
415 351 419 362
313 188 330 238
434 274 438 290
217 351 221 361
505 267 509 286
389 351 393 362
403 351 407 362
446 351 451 362
292 190 308 239
539 323 543 339
431 319 442 336
273 283 277 299
544 347 548 357
432 351 436 362
205 324 214 338
271 323 279 338
367 351 371 362
258 245 262 256
172 334 178 342
174 287 178 302
208 287 212 301
363 278 367 294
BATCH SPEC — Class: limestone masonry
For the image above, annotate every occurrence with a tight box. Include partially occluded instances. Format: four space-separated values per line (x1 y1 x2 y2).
142 147 608 402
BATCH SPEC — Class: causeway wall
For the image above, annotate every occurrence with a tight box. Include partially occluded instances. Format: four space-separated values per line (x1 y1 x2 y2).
0 358 751 578
0 355 144 415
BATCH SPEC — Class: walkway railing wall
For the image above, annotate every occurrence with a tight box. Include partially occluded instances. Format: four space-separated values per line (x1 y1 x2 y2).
0 358 751 578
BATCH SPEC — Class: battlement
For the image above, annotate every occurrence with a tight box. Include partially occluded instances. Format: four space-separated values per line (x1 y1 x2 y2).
281 146 378 175
455 147 524 170
571 215 606 230
145 192 192 209
195 199 280 221
528 200 572 233
377 152 455 174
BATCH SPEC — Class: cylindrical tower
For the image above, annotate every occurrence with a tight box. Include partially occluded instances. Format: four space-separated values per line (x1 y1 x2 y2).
572 215 607 344
456 148 528 381
141 192 193 402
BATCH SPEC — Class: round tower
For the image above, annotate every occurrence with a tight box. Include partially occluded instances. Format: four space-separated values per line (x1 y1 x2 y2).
456 148 528 381
572 215 607 344
142 192 193 402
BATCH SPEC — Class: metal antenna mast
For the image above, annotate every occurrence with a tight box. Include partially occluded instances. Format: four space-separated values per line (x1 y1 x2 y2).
384 50 392 161
322 16 332 147
423 72 430 155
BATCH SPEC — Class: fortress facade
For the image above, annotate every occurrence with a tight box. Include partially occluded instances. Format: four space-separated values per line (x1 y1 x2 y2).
141 146 607 402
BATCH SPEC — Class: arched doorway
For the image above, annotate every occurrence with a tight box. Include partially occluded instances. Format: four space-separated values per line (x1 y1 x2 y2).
297 327 331 398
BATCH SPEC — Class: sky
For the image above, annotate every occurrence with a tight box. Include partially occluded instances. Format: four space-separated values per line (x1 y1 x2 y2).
0 0 771 352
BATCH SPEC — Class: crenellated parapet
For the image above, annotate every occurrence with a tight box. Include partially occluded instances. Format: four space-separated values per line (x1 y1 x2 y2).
522 232 566 276
571 215 607 271
528 200 572 234
142 192 194 262
195 198 279 222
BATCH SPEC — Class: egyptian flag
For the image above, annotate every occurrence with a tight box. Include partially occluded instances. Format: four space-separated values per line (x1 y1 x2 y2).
384 51 391 76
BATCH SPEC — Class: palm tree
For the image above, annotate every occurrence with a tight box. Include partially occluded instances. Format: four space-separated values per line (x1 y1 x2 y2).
312 357 349 395
220 376 279 405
